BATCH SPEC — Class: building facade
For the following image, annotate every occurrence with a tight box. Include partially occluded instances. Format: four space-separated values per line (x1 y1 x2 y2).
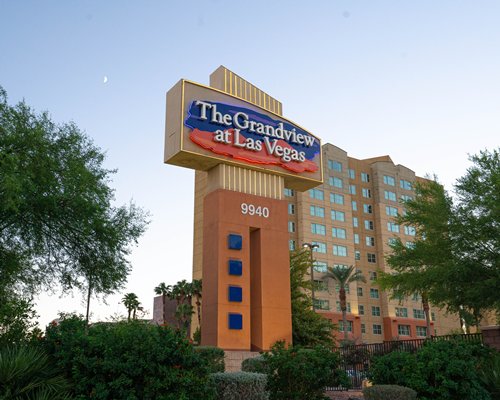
286 143 460 342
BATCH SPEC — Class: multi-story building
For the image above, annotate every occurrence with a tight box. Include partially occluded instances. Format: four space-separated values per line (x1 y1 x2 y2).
191 142 460 343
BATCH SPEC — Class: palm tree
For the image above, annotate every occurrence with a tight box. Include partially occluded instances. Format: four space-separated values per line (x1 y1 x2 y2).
175 303 194 332
122 293 140 322
154 282 172 325
324 265 366 341
191 279 203 327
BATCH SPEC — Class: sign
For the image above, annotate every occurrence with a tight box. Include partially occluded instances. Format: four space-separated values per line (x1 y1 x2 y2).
165 79 322 190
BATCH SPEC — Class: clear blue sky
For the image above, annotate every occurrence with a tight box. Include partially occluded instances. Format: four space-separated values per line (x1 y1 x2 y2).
1 1 499 326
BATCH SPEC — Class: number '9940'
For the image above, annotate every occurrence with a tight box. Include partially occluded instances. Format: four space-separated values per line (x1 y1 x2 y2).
241 203 269 218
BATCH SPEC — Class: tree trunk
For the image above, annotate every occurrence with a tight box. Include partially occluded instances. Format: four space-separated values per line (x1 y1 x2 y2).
85 278 92 331
127 309 131 322
133 308 137 320
422 294 431 338
340 287 348 341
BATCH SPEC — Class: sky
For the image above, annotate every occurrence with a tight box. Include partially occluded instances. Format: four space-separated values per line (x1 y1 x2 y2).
1 1 499 327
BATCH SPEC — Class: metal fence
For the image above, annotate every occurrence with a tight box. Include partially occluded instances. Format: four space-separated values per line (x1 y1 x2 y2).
326 333 483 391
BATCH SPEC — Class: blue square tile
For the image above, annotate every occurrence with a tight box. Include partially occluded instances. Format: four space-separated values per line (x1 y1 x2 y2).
228 260 243 276
228 313 243 330
228 286 242 302
228 234 242 250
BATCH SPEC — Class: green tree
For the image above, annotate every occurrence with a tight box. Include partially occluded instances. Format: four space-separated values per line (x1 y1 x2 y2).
122 293 140 322
323 265 366 341
289 250 336 347
0 86 148 329
154 282 172 325
378 179 453 336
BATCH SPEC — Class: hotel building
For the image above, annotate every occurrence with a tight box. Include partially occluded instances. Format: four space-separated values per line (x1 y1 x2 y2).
191 143 460 344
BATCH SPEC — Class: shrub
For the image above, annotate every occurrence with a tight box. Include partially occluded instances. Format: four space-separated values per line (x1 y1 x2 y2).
478 351 500 398
211 372 269 400
363 385 417 400
43 315 216 399
368 339 492 400
241 355 268 374
194 346 225 373
0 345 71 399
369 351 417 387
263 341 349 400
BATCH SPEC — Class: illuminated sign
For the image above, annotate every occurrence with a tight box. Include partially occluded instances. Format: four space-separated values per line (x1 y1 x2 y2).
165 79 322 190
186 100 319 173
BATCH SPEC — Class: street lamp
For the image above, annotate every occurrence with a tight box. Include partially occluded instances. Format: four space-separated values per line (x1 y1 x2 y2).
303 242 319 310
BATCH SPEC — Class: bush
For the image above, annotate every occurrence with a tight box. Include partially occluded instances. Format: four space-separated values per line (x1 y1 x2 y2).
241 355 268 374
0 345 71 399
369 339 492 400
43 315 216 399
211 372 269 400
194 346 225 373
478 351 500 398
263 341 349 400
363 385 416 400
369 351 417 387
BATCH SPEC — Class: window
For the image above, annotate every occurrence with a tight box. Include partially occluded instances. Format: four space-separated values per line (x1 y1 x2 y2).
395 307 408 318
288 204 295 215
363 204 373 214
401 194 413 201
413 309 425 319
328 160 342 172
284 188 294 197
361 323 366 334
330 193 344 205
362 188 372 198
354 233 360 244
383 175 396 186
349 185 356 195
355 251 361 260
309 189 324 200
312 241 327 253
314 279 328 291
351 200 357 211
384 190 397 201
367 253 377 263
313 261 328 273
353 217 359 227
366 236 375 247
339 320 353 332
370 288 380 299
357 287 363 296
329 176 343 188
416 326 427 337
358 305 365 315
373 324 382 335
400 179 412 190
361 172 370 182
398 325 411 336
386 206 398 216
333 245 348 257
310 205 325 217
431 312 436 321
388 238 398 246
364 220 374 230
405 241 415 249
336 301 351 312
348 169 355 179
288 221 295 232
404 226 416 236
387 222 400 233
372 306 381 316
314 299 330 310
369 271 378 281
289 240 296 250
412 293 422 302
331 210 345 222
311 223 326 235
332 227 347 239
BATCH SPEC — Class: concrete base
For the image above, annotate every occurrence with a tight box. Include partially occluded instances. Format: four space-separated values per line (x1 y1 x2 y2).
224 350 261 372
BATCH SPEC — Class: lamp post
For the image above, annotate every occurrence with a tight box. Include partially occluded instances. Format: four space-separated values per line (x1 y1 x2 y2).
303 242 319 310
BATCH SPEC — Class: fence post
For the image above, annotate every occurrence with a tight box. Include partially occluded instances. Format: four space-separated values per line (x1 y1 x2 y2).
481 325 500 351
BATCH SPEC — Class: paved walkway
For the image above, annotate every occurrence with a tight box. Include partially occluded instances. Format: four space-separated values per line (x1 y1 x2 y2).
325 390 363 399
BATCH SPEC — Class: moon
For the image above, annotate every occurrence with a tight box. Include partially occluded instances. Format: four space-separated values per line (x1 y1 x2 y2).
103 76 108 84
